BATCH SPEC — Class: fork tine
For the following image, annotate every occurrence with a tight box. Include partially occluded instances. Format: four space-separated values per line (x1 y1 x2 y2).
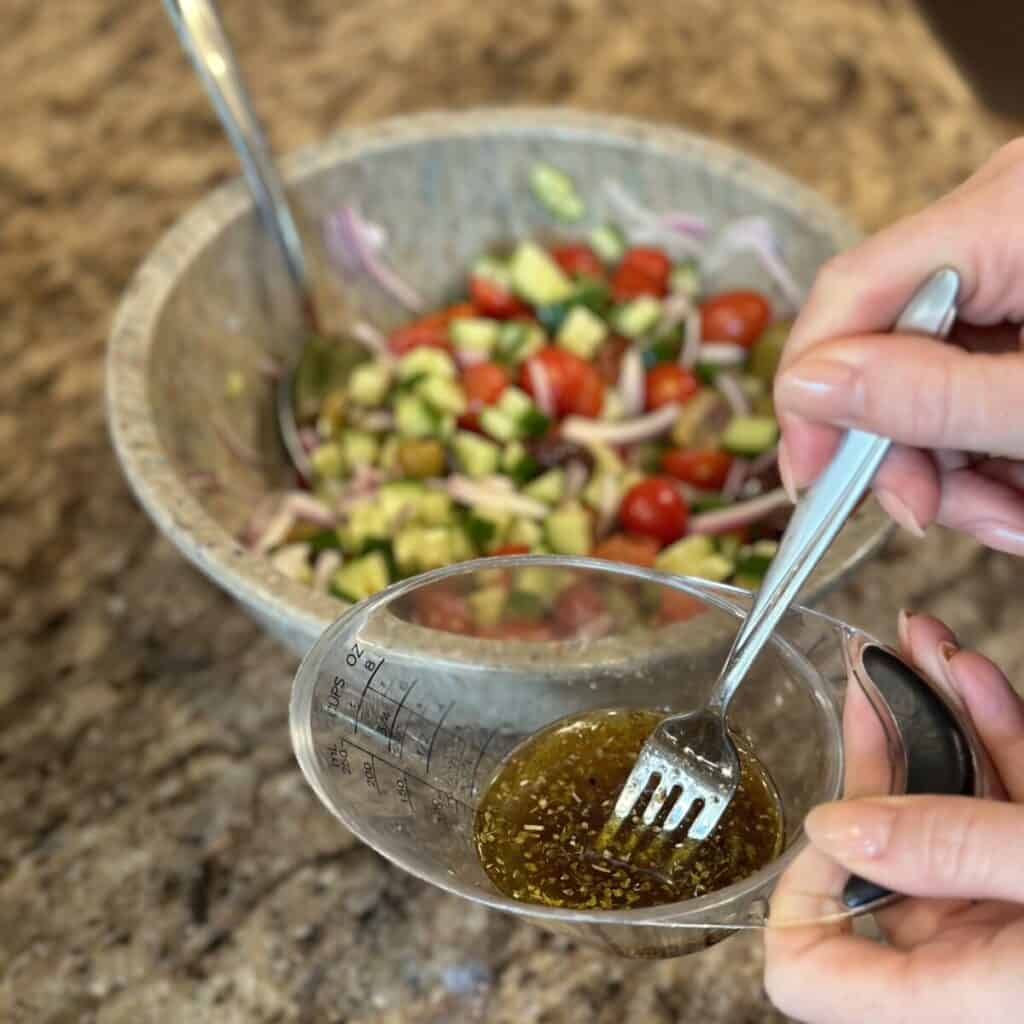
641 780 679 826
686 799 726 842
611 764 657 823
662 793 699 833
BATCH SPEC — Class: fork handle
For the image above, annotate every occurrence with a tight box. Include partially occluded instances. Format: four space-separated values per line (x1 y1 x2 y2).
842 644 976 909
707 267 961 715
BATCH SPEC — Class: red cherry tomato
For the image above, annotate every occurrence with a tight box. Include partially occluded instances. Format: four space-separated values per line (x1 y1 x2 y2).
414 590 473 634
619 477 690 543
657 588 706 624
520 346 604 417
699 290 772 348
645 364 699 410
661 448 734 490
461 361 509 406
594 335 630 385
549 243 604 279
611 247 671 300
553 582 608 633
469 276 531 319
591 533 662 568
388 320 451 355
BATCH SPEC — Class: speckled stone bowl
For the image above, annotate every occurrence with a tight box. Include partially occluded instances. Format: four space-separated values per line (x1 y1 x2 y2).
106 108 890 657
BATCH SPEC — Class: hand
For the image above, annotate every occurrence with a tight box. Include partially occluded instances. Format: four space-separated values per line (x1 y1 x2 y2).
773 138 1024 554
764 612 1024 1024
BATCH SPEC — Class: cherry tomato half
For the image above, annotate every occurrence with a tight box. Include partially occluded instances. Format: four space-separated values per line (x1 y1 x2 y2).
619 477 690 543
645 364 699 410
388 303 475 355
470 276 531 319
611 247 671 301
657 588 706 624
661 448 734 491
699 290 772 348
462 361 509 406
549 243 604 279
520 346 605 418
594 335 630 385
591 533 662 568
553 582 608 634
414 590 473 634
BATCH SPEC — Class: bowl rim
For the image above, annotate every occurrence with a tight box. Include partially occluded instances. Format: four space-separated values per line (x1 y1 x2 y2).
105 106 886 644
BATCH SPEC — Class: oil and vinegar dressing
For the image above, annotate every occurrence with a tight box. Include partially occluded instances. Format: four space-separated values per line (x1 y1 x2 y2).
474 708 784 911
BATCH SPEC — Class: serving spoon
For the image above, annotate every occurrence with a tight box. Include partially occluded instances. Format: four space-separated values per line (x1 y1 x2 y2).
164 0 316 480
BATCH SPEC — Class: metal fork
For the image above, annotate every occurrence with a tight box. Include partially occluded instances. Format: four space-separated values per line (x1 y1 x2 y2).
601 267 961 847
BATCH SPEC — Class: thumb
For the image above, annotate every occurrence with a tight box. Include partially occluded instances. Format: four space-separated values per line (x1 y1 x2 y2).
805 795 1024 903
775 333 1024 458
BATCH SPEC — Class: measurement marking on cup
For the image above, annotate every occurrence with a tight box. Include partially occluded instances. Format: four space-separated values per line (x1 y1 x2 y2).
352 656 387 735
389 679 418 755
425 702 454 774
470 728 498 795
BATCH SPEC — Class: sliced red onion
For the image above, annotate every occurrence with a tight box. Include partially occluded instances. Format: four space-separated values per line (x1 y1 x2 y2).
256 354 284 379
596 473 622 538
446 475 549 519
299 428 319 454
678 307 702 369
721 457 750 500
715 372 751 417
284 491 337 527
253 505 296 554
602 180 705 252
747 444 779 476
270 543 313 582
564 460 589 500
214 419 267 466
658 291 693 334
699 342 747 366
659 211 709 239
617 347 646 416
705 216 804 311
352 410 395 432
526 360 556 417
313 549 343 591
688 488 790 535
351 319 390 358
323 207 424 313
455 348 489 369
561 403 681 447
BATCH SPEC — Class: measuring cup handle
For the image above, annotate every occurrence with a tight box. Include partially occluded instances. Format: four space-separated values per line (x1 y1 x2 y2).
841 644 976 910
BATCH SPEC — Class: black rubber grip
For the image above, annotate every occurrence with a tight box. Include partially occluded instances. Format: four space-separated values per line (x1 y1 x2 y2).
841 644 975 910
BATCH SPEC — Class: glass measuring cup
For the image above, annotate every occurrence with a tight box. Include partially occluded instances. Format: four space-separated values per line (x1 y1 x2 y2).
289 558 990 958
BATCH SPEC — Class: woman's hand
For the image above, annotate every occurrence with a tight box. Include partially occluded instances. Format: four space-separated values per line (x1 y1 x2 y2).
764 612 1024 1024
774 138 1024 553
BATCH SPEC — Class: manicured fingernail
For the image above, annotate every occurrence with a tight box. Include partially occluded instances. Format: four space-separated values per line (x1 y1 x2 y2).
778 443 798 504
965 521 1024 556
948 657 1024 730
897 608 914 650
938 641 960 693
775 360 860 417
875 489 926 538
805 800 895 862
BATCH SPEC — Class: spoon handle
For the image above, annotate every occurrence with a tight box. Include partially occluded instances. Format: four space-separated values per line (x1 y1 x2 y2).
162 0 312 316
707 267 961 714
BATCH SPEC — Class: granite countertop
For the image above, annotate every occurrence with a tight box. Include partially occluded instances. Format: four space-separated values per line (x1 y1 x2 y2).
1 1 1020 1021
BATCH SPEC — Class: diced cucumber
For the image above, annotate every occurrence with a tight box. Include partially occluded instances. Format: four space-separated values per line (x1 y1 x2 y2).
587 442 626 475
590 223 627 264
570 278 612 316
377 482 426 526
395 394 440 438
721 415 779 456
378 436 401 473
342 431 379 468
453 431 501 479
464 508 510 552
691 494 730 515
671 389 727 447
506 517 544 549
450 317 501 355
501 441 527 472
471 257 513 289
518 407 550 439
505 450 541 486
270 543 313 584
669 260 701 299
694 554 735 582
396 347 456 381
515 565 569 603
544 500 593 556
308 528 343 554
479 408 518 444
749 321 791 384
418 375 467 416
528 162 585 222
655 536 717 576
496 321 545 364
614 297 663 338
535 302 570 334
736 540 779 580
394 527 451 575
416 491 455 526
311 441 345 480
716 533 744 561
397 438 446 478
497 387 535 420
347 362 391 406
316 389 348 438
469 585 508 629
341 499 389 553
511 242 575 305
330 551 391 602
557 305 608 359
523 468 566 505
505 590 547 622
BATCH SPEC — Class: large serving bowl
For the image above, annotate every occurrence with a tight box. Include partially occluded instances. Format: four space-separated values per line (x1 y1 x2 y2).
106 108 890 657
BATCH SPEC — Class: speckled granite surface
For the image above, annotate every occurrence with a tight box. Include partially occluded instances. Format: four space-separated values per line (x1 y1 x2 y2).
2 1 1021 1021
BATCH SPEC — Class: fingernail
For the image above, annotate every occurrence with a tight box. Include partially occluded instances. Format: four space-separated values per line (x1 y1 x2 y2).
897 608 914 651
778 443 798 504
805 800 896 862
775 360 860 416
875 488 926 538
938 641 960 693
964 521 1024 556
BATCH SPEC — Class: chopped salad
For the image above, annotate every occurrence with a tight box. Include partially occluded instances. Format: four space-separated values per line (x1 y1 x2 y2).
244 166 798 606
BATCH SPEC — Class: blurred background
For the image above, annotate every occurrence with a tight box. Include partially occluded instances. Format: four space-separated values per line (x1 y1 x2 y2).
1 1 1020 1022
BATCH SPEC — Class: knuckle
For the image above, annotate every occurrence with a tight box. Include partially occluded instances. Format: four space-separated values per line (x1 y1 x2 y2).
912 800 984 888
